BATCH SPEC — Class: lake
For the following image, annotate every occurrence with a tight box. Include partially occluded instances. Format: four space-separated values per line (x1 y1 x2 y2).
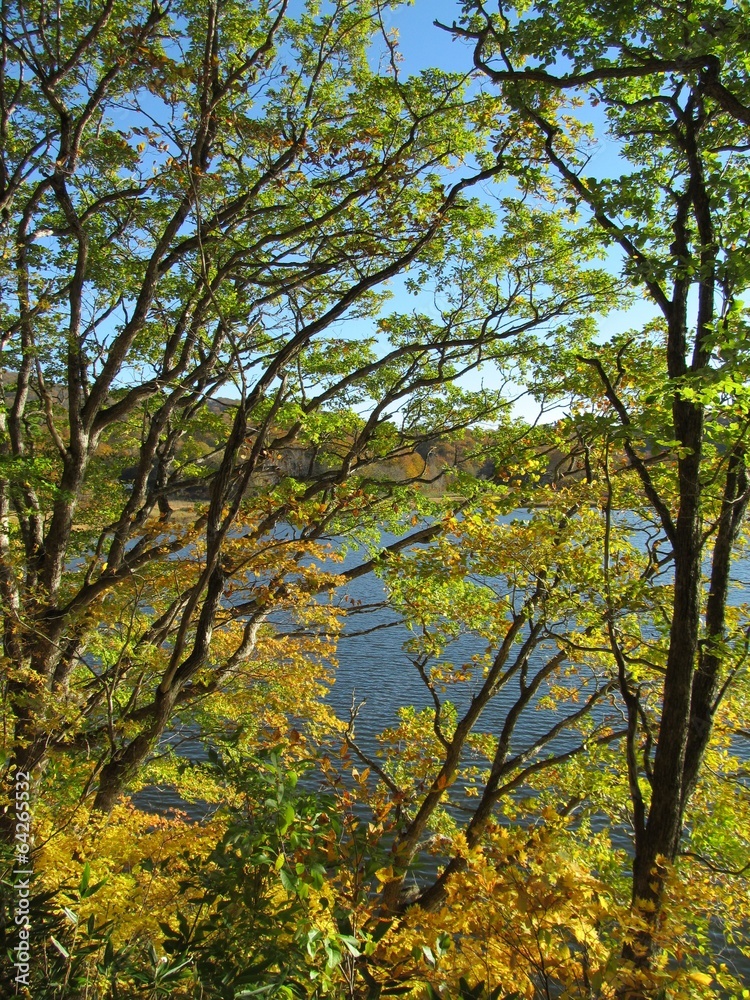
134 514 750 982
139 511 750 807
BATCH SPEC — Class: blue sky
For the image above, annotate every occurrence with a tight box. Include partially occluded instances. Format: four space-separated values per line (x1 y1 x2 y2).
353 2 660 423
381 2 469 72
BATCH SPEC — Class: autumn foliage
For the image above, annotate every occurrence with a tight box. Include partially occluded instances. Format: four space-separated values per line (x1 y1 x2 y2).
1 0 750 998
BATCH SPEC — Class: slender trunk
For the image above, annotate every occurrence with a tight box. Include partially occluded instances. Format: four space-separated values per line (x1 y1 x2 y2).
92 685 177 813
627 398 703 966
682 447 749 807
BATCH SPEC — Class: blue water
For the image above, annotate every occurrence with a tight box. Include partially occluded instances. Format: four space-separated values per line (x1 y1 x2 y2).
139 512 750 808
132 514 750 985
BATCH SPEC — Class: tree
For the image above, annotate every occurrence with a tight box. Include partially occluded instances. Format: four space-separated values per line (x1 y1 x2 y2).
7 1 748 994
0 0 617 826
344 492 628 917
442 0 750 978
322 459 750 996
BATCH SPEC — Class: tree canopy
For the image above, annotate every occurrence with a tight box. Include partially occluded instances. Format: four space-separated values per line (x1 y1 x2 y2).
1 2 749 998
